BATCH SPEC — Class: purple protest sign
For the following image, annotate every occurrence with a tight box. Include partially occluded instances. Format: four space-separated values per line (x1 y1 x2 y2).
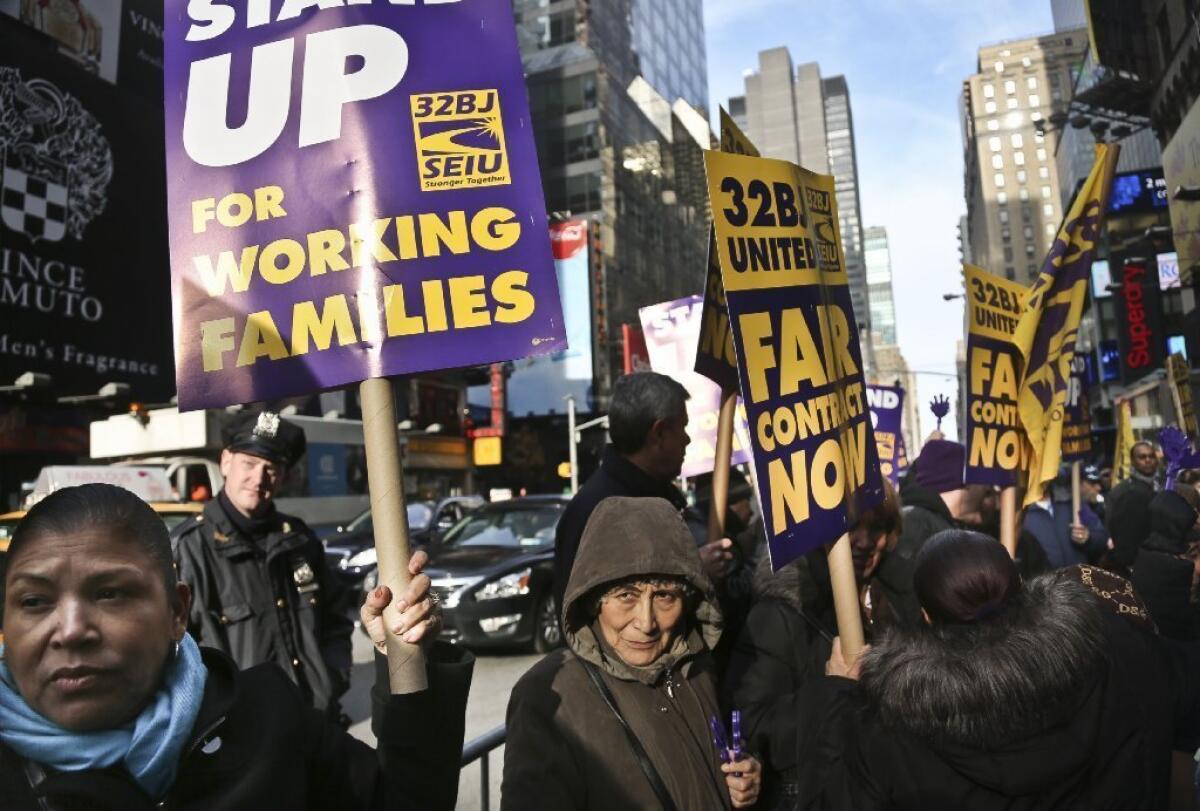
164 1 565 410
1061 355 1093 462
639 295 752 479
866 385 908 486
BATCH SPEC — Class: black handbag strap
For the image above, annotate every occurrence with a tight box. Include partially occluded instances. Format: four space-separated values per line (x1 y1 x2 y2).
579 658 679 811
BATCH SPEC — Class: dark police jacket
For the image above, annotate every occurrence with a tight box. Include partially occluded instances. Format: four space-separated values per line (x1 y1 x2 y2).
0 645 474 810
172 498 354 712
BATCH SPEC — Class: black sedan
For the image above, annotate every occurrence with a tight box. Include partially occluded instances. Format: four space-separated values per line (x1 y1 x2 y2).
324 496 484 602
426 495 567 653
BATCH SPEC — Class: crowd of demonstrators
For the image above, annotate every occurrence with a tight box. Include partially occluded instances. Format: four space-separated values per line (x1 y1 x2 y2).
171 412 355 719
722 481 902 808
1107 440 1163 573
813 530 1200 809
503 497 761 809
0 484 471 810
1022 467 1107 569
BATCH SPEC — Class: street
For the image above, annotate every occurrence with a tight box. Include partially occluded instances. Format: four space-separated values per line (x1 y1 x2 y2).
344 628 542 811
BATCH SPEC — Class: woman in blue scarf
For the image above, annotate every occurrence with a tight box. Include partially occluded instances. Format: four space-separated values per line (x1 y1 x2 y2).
0 483 472 810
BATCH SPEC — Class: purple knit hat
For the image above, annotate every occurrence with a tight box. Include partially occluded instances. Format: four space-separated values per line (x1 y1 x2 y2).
914 439 966 493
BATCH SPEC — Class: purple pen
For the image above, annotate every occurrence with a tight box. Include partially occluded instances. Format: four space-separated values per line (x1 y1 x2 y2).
709 715 730 763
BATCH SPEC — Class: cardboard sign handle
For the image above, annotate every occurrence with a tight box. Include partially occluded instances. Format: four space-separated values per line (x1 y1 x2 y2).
1071 461 1082 527
827 532 865 659
359 377 428 694
707 389 738 543
999 486 1018 559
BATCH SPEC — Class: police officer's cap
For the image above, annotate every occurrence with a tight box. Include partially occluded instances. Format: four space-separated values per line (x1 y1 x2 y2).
223 411 306 467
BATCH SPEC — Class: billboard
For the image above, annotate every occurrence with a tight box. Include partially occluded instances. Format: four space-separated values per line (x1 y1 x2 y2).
472 220 593 416
639 295 752 480
0 16 174 400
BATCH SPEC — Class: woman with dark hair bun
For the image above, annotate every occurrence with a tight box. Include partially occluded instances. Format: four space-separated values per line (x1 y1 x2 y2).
813 529 1200 810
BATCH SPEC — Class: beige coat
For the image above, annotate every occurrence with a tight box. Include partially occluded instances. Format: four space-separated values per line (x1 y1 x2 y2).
502 497 730 810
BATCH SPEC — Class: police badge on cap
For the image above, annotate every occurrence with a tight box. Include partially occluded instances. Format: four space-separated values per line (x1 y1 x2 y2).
223 411 307 467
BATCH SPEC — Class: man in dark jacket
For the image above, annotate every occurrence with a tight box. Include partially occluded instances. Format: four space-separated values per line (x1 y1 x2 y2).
553 372 733 610
1132 485 1200 641
875 439 967 626
1107 441 1161 570
173 411 354 714
1023 472 1107 569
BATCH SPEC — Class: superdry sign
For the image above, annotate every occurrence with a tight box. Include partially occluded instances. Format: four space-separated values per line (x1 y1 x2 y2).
1114 258 1165 385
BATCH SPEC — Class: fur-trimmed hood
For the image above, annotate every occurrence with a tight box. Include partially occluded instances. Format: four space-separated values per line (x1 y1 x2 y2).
859 573 1106 793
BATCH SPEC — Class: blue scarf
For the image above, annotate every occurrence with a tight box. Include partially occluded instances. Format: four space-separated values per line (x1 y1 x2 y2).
0 633 208 800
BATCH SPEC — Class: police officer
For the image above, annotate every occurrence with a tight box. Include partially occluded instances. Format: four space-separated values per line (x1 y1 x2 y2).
172 411 354 717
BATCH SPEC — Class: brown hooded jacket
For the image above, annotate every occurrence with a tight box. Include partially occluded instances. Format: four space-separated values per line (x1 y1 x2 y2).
501 497 730 810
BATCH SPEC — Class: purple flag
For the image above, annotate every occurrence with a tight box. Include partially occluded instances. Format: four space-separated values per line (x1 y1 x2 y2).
164 1 565 410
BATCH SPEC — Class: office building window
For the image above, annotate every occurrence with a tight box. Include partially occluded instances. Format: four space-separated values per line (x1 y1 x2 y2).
1025 243 1035 256
1019 188 1029 200
989 136 1002 151
1036 147 1047 161
995 61 1005 72
1023 225 1033 239
992 154 1004 169
1022 56 1032 67
1041 185 1052 199
987 119 1000 131
997 191 1008 203
1045 223 1056 236
1016 169 1027 183
1034 130 1045 143
1010 133 1023 148
994 173 1006 187
985 101 997 114
983 83 995 98
1039 166 1049 179
999 209 1009 223
1007 98 1019 109
1004 80 1017 94
1027 76 1038 89
1014 151 1025 165
1006 267 1016 280
1029 93 1040 107
1043 203 1054 216
1004 246 1014 261
1002 228 1011 241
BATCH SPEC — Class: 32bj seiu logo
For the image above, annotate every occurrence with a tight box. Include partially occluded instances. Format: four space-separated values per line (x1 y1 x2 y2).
411 89 511 191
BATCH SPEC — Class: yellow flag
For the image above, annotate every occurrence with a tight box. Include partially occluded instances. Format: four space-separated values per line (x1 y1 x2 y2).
1013 144 1119 505
1111 400 1134 486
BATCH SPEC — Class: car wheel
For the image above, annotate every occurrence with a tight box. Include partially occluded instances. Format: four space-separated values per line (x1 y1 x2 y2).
531 593 562 653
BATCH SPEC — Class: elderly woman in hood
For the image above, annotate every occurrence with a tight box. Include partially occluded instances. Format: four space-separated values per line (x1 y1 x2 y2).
502 497 761 810
814 530 1200 810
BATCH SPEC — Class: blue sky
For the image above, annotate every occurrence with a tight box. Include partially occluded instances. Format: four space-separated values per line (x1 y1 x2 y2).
702 0 1057 439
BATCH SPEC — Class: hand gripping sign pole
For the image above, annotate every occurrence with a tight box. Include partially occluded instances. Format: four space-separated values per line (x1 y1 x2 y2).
360 378 427 694
707 390 738 542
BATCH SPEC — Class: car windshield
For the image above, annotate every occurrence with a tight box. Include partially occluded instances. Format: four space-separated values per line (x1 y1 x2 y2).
345 504 434 534
440 503 563 548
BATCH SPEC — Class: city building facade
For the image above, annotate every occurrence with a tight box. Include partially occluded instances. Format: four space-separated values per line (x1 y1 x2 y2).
729 48 871 342
514 0 712 411
961 31 1086 286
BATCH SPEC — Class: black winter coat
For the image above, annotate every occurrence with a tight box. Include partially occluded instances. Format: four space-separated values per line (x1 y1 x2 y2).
1106 475 1157 569
1132 490 1200 641
0 644 474 810
552 446 688 610
814 574 1200 810
874 482 953 628
172 499 355 711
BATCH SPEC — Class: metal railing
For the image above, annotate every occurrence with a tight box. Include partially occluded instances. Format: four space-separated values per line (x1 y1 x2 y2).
461 724 506 810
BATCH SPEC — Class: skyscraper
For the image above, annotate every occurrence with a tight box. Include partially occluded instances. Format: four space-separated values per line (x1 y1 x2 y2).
513 0 711 406
864 227 898 346
729 48 870 338
961 32 1083 285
